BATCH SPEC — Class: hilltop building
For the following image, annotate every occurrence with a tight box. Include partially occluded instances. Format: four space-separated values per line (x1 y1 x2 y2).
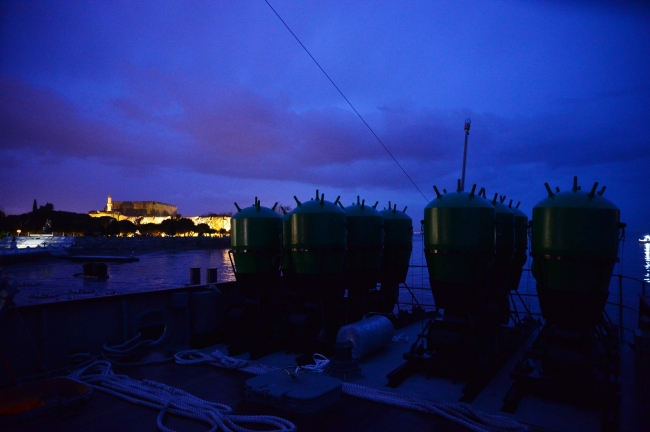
90 195 178 219
88 195 231 233
105 195 177 217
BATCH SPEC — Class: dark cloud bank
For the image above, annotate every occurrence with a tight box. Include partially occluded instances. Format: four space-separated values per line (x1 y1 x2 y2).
3 75 647 192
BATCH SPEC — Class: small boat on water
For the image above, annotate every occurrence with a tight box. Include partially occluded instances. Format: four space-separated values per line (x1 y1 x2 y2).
639 235 650 244
73 262 109 280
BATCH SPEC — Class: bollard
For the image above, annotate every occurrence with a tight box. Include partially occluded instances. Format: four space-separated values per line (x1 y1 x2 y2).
206 268 218 284
190 267 201 285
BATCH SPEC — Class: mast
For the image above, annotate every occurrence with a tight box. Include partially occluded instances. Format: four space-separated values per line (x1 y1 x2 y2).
461 118 471 191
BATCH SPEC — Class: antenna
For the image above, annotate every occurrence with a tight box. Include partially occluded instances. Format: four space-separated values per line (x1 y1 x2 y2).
461 118 471 191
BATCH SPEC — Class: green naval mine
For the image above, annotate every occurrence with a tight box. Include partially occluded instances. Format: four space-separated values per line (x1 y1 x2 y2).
0 176 648 432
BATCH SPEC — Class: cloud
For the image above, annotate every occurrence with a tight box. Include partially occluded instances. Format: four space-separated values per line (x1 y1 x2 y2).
2 74 648 200
0 75 145 164
533 0 650 13
111 98 152 123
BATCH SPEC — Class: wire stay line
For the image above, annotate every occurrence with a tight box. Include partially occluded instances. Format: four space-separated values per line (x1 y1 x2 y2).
264 0 429 202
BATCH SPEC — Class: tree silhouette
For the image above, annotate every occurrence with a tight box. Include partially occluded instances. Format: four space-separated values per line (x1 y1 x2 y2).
32 199 37 213
195 223 208 234
176 218 196 236
160 218 177 236
139 223 160 236
105 219 121 236
117 220 137 235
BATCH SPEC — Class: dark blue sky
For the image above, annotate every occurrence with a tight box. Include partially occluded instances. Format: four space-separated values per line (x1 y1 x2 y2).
1 1 649 231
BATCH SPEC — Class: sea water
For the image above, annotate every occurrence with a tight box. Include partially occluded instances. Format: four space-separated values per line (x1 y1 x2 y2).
5 232 648 339
7 248 235 304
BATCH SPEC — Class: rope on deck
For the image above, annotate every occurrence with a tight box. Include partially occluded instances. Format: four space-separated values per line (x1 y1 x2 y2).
101 333 174 367
67 360 296 432
174 349 528 432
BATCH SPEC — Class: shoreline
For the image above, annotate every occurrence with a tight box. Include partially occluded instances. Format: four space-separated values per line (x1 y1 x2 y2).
69 235 230 254
0 236 231 265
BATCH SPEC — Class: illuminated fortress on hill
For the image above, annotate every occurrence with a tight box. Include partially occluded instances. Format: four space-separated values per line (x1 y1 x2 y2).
104 195 178 217
89 195 231 232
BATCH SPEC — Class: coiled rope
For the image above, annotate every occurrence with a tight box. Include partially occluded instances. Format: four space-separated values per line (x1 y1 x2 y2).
102 333 173 366
102 333 154 356
286 353 330 376
174 348 275 376
174 349 332 377
174 348 248 369
67 360 296 432
174 349 527 432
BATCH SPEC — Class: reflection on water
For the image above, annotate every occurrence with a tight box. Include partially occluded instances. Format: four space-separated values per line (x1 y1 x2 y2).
643 243 650 282
9 248 235 305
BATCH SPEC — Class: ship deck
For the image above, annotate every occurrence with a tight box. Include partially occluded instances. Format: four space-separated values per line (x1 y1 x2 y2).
3 317 645 432
3 360 470 432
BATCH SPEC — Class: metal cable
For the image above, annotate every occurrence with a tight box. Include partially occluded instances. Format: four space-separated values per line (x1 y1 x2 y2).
264 0 429 202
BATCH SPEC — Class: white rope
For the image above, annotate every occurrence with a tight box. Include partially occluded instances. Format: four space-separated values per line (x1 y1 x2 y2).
392 333 409 342
175 349 332 377
174 348 277 376
294 353 329 374
102 333 173 366
67 360 296 432
103 333 153 356
175 350 527 432
175 349 249 369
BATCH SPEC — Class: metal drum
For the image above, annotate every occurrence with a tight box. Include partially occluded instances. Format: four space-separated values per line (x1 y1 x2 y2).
230 198 283 298
377 202 412 313
424 182 495 317
343 197 384 320
289 190 346 299
281 206 297 291
288 190 347 343
531 176 624 328
486 194 515 322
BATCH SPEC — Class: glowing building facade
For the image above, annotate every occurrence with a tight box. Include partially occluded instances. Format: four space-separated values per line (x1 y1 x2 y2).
102 195 178 217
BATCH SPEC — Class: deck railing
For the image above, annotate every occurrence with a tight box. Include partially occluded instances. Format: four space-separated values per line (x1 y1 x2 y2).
395 265 646 343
